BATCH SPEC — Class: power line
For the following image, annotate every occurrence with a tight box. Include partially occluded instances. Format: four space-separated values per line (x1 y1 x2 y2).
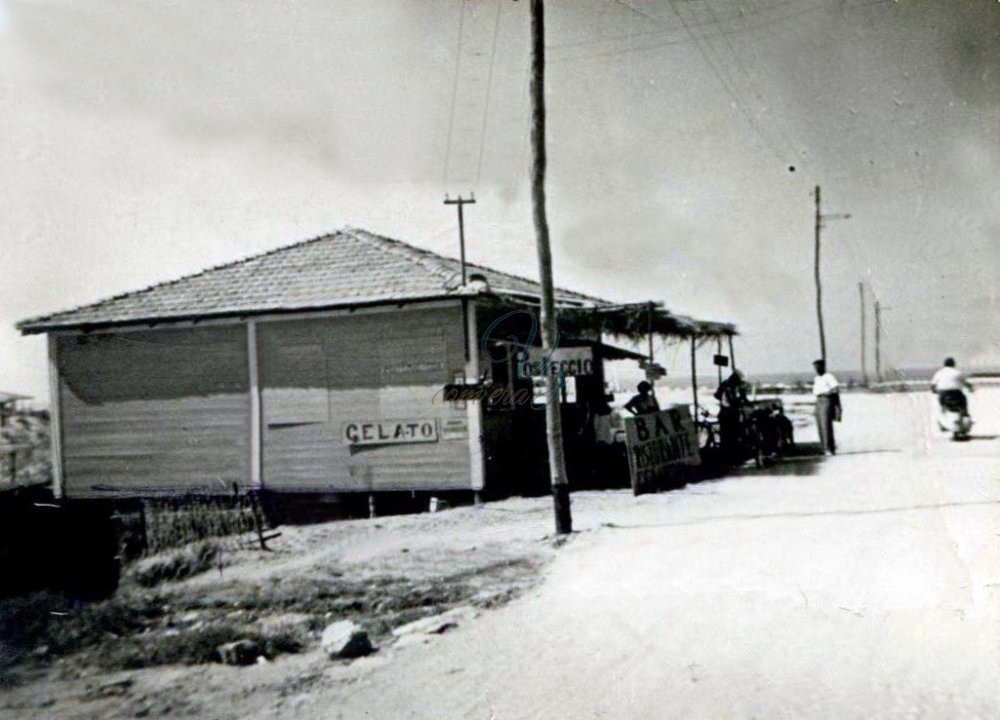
441 0 468 189
475 0 504 185
551 0 896 63
662 0 789 163
697 0 802 162
553 0 808 50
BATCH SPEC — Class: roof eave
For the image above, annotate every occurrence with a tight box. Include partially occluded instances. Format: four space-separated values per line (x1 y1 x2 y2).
16 293 475 335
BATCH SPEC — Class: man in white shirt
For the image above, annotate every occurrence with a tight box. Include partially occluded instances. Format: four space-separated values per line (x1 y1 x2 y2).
812 359 840 455
931 357 972 414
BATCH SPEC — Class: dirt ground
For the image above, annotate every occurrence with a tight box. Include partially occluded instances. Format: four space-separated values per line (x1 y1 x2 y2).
3 387 1000 718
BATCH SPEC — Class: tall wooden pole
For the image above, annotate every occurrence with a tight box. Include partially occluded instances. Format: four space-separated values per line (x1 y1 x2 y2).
875 300 882 383
728 334 736 371
814 185 826 364
859 282 868 386
530 0 571 535
812 186 850 366
443 194 476 285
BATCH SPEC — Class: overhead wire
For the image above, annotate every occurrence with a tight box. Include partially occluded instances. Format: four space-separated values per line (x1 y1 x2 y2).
475 0 504 186
697 0 802 163
551 0 896 64
441 0 468 190
661 0 789 164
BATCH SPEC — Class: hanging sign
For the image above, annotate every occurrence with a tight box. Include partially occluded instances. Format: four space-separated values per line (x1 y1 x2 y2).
645 362 667 380
520 346 594 377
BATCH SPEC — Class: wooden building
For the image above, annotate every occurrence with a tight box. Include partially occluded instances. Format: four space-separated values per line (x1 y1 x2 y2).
18 228 735 502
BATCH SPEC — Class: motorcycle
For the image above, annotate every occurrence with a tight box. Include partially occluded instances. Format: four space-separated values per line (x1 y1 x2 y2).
937 391 972 441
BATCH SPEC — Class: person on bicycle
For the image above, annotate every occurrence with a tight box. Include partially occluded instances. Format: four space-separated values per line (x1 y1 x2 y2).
931 357 973 414
714 369 748 460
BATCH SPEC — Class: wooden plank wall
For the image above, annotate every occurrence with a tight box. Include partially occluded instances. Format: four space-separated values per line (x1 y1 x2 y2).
58 326 250 497
258 305 472 492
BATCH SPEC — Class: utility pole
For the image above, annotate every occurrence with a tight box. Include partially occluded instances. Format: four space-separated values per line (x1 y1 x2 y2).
529 0 571 535
859 282 868 386
813 185 851 364
443 194 476 285
875 300 883 383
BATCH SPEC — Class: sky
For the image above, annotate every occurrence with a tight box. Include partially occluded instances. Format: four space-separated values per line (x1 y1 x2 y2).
2 0 999 403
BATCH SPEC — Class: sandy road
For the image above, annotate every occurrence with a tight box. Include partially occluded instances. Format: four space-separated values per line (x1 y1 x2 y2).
292 389 1000 720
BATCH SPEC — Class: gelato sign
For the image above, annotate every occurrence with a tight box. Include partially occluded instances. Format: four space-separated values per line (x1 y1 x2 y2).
344 419 438 446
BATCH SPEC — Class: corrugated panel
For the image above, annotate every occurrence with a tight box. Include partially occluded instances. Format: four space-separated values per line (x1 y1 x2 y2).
259 305 472 492
58 326 250 497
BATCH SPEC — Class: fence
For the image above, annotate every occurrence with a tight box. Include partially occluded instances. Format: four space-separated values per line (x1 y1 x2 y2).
124 489 277 557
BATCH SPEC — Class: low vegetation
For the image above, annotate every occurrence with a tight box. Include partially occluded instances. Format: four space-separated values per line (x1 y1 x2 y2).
0 516 542 684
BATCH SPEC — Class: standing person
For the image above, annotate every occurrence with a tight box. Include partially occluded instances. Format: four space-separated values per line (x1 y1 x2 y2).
625 381 659 416
714 369 748 460
930 357 973 414
812 359 841 455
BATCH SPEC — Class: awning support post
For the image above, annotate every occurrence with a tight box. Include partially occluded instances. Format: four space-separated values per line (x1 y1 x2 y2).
716 336 723 385
690 336 698 419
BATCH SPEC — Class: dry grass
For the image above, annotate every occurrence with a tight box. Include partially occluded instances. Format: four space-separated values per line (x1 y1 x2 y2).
129 540 223 587
0 544 540 681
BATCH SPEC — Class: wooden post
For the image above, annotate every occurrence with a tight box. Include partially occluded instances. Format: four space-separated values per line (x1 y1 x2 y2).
247 321 262 490
690 337 699 418
716 337 723 384
647 302 658 405
444 195 476 286
529 0 571 535
47 334 65 499
465 301 485 496
875 300 882 383
813 186 850 367
814 185 826 364
647 302 654 364
728 335 736 371
248 490 269 551
138 501 149 555
859 282 868 386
